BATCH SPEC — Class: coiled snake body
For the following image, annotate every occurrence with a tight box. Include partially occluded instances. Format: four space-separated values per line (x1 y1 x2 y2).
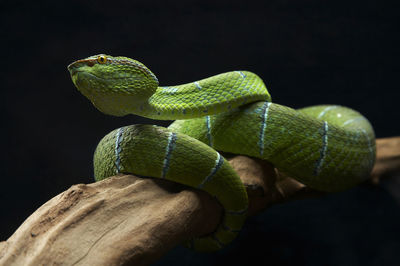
68 54 375 252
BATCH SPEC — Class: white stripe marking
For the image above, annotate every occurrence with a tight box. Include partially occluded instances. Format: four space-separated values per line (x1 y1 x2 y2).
317 106 339 119
198 152 223 189
162 87 179 93
342 117 364 126
258 102 271 156
161 132 177 178
235 71 246 78
115 127 124 173
314 121 329 176
194 81 202 90
226 207 248 215
206 116 213 147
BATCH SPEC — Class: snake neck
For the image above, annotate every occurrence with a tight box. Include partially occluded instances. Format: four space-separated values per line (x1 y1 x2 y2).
133 71 271 120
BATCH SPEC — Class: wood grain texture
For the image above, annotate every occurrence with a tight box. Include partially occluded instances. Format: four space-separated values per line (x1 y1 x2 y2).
0 137 399 266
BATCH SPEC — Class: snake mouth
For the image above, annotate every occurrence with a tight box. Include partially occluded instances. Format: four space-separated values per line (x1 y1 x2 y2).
67 58 95 75
67 62 83 76
67 62 105 81
67 65 74 73
68 68 81 76
70 70 109 85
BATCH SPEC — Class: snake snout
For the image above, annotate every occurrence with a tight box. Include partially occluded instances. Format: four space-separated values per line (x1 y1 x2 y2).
67 62 75 73
67 61 82 75
67 59 96 75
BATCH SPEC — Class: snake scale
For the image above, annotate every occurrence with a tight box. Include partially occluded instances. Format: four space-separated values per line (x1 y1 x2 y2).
68 54 375 252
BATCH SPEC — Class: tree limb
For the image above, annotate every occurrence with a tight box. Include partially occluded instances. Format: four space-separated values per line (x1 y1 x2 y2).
0 137 399 266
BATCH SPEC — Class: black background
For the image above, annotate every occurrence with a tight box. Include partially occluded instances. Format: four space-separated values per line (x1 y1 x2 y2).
2 0 400 265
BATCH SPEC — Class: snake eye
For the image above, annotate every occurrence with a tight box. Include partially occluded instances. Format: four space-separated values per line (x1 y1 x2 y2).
97 55 107 64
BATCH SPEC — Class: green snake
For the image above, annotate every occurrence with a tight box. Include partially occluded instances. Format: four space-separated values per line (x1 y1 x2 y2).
67 54 376 252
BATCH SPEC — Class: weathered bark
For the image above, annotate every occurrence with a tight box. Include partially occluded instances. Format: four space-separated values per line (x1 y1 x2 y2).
0 137 399 266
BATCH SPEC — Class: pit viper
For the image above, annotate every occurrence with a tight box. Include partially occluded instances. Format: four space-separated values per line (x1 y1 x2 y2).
67 54 375 252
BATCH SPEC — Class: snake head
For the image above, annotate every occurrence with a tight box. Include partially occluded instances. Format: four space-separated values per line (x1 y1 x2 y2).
67 54 159 116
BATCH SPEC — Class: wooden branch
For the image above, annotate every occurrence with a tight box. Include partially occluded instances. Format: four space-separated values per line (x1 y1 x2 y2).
0 137 399 266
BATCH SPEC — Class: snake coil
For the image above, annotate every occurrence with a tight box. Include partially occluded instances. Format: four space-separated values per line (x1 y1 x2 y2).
68 54 375 251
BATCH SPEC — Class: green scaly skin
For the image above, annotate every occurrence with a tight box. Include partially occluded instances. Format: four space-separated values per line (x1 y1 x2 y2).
68 54 376 252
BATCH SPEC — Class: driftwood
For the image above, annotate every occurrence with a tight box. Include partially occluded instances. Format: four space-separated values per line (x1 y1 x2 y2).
0 137 399 266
